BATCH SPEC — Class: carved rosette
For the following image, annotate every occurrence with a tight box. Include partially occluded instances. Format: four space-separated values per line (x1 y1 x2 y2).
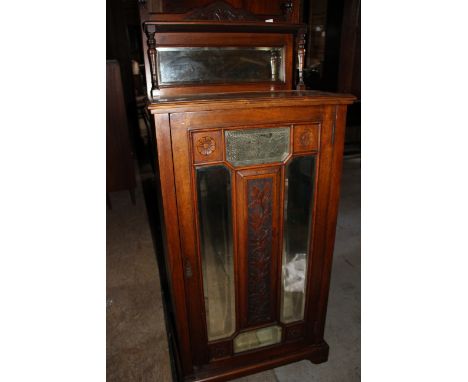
247 178 273 324
196 136 216 156
299 131 311 147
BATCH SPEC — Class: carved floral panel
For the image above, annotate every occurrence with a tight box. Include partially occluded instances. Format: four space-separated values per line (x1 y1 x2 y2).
247 178 273 324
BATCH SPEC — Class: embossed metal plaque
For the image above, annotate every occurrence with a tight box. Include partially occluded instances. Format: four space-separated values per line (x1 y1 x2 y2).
225 127 290 167
157 47 284 85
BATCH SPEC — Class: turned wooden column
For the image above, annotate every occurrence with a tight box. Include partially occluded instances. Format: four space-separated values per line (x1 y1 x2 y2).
144 23 159 98
296 27 307 90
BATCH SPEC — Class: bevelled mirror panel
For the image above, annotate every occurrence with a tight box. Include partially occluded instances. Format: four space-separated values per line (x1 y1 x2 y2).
281 155 316 323
225 127 290 167
157 47 284 85
196 165 236 341
233 325 282 353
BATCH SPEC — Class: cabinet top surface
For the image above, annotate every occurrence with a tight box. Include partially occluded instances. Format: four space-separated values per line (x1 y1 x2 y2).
143 20 305 32
148 90 356 114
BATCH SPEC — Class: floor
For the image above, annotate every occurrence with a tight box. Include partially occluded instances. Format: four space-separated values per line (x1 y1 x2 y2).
106 156 360 382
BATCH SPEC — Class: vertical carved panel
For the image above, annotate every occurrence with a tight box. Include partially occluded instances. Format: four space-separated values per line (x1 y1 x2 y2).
247 178 273 325
237 168 280 329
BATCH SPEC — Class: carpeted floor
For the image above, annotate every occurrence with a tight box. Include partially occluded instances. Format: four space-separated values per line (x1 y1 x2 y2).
106 169 172 382
106 156 360 381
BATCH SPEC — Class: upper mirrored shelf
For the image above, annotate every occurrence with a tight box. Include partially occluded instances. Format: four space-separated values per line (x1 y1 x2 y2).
157 47 285 85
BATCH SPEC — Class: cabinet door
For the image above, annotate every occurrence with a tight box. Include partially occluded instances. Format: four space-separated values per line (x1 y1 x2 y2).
169 105 340 368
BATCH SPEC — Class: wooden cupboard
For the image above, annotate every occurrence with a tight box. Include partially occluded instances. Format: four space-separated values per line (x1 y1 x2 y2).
140 4 355 380
148 91 354 381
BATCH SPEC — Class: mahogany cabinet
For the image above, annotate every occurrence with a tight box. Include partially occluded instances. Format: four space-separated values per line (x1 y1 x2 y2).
139 5 355 380
148 91 355 381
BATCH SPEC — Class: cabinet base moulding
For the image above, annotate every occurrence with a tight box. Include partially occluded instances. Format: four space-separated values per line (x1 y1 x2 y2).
184 342 330 382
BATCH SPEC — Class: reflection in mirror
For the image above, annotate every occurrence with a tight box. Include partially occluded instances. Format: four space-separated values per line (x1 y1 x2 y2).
196 165 235 341
157 47 284 85
281 155 316 323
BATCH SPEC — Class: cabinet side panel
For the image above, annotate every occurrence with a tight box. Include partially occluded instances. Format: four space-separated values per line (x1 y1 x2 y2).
315 105 349 339
305 105 335 343
154 113 193 374
171 122 210 365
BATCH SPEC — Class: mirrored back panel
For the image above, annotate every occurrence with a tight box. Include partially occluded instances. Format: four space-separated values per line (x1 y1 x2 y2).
157 47 285 86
